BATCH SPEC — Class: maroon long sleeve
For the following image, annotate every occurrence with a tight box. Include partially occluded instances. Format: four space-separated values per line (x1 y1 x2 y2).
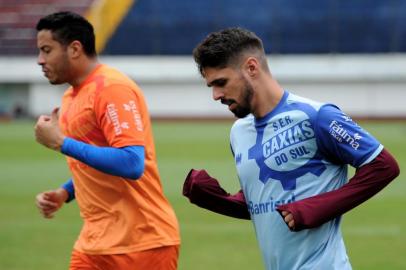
277 148 400 231
183 169 250 219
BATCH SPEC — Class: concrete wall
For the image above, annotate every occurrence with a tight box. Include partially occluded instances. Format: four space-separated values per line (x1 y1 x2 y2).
0 54 405 119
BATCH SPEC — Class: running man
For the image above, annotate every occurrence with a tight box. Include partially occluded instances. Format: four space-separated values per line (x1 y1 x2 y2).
34 11 180 270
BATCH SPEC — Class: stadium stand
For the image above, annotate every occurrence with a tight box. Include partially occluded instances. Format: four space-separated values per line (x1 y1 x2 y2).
0 0 94 55
103 0 406 55
0 0 405 55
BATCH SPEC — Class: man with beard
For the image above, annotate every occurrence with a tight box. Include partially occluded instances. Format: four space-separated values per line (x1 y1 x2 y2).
183 27 399 270
34 11 180 270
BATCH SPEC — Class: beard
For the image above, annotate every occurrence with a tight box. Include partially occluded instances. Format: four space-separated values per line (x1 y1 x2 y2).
46 53 71 85
230 81 253 118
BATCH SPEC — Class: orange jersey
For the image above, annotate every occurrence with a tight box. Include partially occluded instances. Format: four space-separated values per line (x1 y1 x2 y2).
59 64 180 254
69 245 179 270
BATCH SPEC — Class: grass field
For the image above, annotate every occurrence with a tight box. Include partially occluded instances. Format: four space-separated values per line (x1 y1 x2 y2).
0 120 405 269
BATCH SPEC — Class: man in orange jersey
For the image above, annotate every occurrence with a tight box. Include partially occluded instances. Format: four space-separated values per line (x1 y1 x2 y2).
34 11 180 270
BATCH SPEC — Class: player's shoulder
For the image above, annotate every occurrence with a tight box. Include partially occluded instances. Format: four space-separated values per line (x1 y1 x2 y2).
284 91 345 125
96 64 142 94
286 91 326 112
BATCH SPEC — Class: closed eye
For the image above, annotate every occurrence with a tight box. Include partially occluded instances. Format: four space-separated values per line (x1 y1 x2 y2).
40 46 51 54
207 78 228 88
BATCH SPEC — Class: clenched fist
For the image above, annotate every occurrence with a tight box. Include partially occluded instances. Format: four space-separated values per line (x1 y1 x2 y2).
34 107 65 151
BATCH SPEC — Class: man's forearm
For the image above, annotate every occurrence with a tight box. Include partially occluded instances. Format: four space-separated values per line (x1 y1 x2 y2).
183 169 250 219
277 148 400 231
61 178 75 202
61 138 145 179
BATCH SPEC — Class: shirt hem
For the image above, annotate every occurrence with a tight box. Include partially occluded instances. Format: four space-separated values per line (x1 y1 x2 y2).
73 239 181 255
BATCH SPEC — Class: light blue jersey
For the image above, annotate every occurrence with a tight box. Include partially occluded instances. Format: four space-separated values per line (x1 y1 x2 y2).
230 91 382 270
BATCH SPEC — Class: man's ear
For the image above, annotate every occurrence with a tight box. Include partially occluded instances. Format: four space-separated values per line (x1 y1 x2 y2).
244 57 260 78
67 40 83 59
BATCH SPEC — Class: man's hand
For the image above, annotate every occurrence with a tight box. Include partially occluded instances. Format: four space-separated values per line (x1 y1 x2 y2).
34 107 65 151
281 211 295 230
35 188 68 219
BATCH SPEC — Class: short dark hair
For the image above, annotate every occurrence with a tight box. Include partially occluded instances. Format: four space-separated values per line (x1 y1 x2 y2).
193 27 266 76
36 11 96 57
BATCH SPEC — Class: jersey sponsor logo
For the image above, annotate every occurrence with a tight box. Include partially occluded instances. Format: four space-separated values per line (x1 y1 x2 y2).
106 103 122 135
329 120 362 150
248 111 326 190
248 193 296 215
121 122 130 129
124 101 143 131
342 115 353 122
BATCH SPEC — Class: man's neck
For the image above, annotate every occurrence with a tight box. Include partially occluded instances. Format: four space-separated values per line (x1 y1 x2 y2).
70 58 99 88
251 77 284 118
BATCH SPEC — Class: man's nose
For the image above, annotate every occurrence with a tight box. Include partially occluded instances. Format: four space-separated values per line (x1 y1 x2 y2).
212 87 224 101
37 53 45 65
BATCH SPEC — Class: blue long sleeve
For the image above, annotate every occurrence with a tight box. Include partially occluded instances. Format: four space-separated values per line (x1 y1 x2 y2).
61 178 75 202
61 137 145 180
